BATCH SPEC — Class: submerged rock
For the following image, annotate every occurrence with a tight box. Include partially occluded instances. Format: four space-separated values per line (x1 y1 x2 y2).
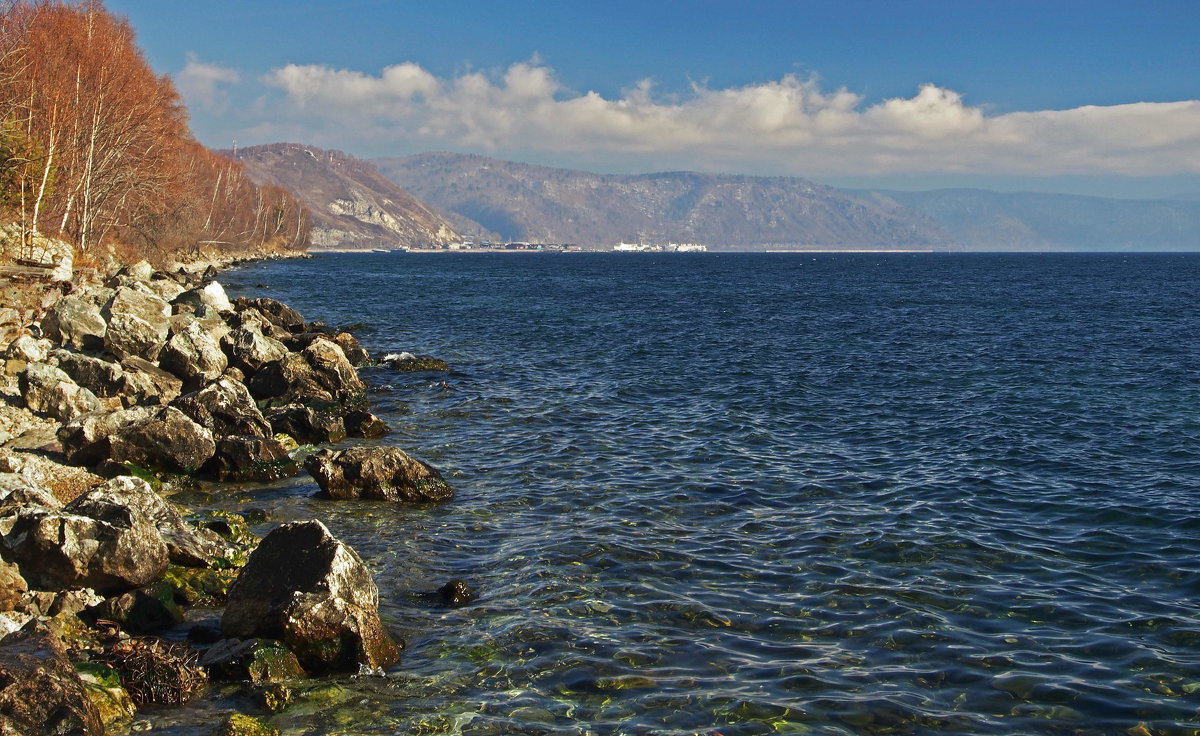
200 638 306 682
0 624 104 735
303 446 453 502
222 520 400 672
203 436 299 483
382 352 450 372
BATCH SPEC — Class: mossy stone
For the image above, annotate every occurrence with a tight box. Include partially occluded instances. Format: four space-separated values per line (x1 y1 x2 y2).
218 713 279 736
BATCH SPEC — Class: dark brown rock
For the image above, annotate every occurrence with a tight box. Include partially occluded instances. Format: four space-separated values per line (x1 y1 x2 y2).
264 405 346 444
344 410 389 438
119 356 183 406
222 520 400 672
0 624 104 735
232 297 305 333
203 437 299 483
303 446 453 502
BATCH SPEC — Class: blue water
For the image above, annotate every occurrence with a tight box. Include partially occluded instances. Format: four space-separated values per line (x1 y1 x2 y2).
202 253 1200 735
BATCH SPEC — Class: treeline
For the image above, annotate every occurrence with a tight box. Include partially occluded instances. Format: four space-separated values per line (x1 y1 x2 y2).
0 0 309 264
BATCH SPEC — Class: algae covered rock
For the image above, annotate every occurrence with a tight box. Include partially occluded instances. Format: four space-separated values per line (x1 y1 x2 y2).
303 446 453 502
0 624 105 735
200 638 306 682
221 520 400 672
218 713 280 736
382 352 449 372
264 404 346 444
203 437 299 483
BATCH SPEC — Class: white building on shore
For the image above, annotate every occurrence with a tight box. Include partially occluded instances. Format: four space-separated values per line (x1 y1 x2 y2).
613 242 707 252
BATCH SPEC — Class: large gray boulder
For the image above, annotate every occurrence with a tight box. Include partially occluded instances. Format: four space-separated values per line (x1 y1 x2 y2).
222 520 400 672
221 326 288 376
68 476 231 568
232 297 305 333
303 446 453 502
102 286 171 361
3 504 168 594
172 377 272 439
51 349 126 398
119 356 183 406
172 281 233 314
246 337 365 411
19 362 102 422
40 294 107 352
59 405 215 473
159 320 229 388
0 624 104 735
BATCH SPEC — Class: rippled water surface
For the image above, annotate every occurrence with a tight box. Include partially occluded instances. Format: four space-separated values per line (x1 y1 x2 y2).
184 253 1200 735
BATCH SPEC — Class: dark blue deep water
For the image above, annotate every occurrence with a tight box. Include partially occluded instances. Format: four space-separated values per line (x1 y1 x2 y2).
187 253 1200 735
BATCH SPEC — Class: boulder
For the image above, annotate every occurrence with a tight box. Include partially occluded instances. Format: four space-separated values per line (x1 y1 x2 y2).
246 353 330 405
19 362 102 422
203 437 299 483
68 476 231 568
221 520 400 672
264 405 346 444
438 579 476 607
173 377 272 438
40 294 107 352
51 349 126 398
0 624 104 735
119 356 183 406
102 286 171 361
4 336 49 365
303 447 453 502
0 559 27 611
302 337 366 400
232 297 305 333
344 410 389 438
59 406 215 473
159 320 229 388
221 326 288 375
3 506 168 594
332 332 369 366
172 281 233 314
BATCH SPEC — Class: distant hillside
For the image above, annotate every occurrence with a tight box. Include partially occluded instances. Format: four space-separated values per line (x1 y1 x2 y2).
230 144 460 250
375 153 952 251
873 189 1200 251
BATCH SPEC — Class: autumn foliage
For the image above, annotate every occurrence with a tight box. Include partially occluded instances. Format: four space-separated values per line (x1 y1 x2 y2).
0 0 309 263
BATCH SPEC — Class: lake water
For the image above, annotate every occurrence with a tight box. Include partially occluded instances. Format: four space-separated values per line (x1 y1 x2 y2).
169 252 1200 735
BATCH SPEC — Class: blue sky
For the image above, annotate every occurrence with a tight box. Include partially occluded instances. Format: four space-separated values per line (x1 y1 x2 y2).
107 0 1200 198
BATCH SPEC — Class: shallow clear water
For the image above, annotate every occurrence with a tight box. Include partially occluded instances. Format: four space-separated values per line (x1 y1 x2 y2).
168 253 1200 735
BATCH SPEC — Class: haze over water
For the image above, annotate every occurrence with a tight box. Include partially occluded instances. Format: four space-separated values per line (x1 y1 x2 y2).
198 252 1200 735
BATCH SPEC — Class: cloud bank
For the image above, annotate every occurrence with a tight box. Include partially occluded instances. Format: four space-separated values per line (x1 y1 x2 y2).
250 61 1200 177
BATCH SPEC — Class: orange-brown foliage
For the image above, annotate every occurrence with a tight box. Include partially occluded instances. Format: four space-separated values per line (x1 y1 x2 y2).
0 0 309 262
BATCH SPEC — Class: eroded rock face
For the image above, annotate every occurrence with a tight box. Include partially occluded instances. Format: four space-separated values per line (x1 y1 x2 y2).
102 287 171 361
0 624 104 735
303 446 453 502
221 520 400 672
20 362 102 422
331 332 369 366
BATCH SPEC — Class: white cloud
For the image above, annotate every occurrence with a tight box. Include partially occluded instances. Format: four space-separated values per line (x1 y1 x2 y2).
176 54 241 112
260 60 1200 177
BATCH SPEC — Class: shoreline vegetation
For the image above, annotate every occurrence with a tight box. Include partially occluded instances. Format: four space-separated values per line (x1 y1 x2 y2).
0 2 465 734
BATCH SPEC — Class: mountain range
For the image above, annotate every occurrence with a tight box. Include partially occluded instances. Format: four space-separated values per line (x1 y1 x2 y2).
230 144 1200 252
229 143 460 250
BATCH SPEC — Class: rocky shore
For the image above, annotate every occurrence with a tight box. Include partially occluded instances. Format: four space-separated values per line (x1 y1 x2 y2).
0 256 455 735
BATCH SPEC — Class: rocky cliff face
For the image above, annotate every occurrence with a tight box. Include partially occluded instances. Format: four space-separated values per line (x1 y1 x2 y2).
230 144 460 250
375 153 953 251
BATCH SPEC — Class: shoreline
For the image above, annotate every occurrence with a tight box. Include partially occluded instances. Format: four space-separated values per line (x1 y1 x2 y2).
0 252 447 734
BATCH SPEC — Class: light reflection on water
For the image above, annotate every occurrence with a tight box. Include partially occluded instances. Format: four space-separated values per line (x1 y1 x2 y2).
151 253 1200 735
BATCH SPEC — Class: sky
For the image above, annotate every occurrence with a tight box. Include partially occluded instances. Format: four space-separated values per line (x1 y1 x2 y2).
105 0 1200 199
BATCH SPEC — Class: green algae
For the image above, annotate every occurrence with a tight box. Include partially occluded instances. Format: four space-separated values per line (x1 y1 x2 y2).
218 713 279 736
162 564 239 607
